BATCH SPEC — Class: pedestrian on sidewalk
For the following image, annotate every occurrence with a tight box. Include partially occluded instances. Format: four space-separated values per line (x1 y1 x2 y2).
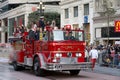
89 46 98 70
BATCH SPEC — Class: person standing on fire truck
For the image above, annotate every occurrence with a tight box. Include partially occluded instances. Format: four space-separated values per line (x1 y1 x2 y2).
28 25 36 40
89 46 98 70
39 16 45 31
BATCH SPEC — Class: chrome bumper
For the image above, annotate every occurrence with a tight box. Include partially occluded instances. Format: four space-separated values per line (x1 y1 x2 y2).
45 62 92 71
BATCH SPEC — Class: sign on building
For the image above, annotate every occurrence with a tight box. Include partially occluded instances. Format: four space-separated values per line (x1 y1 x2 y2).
115 21 120 32
115 41 120 44
84 16 88 23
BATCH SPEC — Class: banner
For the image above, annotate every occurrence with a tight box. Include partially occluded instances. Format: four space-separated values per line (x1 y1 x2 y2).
115 21 120 32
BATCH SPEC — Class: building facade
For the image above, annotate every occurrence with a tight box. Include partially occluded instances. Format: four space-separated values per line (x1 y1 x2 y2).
60 0 94 45
60 0 120 46
0 0 60 43
93 0 120 45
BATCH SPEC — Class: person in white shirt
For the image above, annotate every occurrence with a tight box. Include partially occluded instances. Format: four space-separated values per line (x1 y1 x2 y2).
33 22 37 28
85 49 89 62
89 46 98 70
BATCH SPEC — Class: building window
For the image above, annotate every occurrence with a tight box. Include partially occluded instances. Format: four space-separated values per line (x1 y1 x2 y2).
84 3 89 15
74 6 78 17
95 0 106 12
95 0 99 9
101 27 120 38
65 8 69 19
9 18 14 36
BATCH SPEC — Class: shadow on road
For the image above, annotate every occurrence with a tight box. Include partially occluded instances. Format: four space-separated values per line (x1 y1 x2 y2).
16 68 91 80
46 71 91 80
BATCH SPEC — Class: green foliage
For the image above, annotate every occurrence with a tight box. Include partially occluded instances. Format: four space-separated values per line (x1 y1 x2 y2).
44 12 60 27
27 11 39 29
27 11 60 29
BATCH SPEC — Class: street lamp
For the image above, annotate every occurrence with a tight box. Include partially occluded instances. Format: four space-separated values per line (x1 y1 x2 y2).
37 0 45 17
42 5 45 15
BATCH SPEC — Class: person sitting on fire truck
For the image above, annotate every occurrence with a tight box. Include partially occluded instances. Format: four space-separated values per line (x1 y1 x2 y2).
28 26 36 41
35 27 40 40
22 28 28 42
64 31 75 40
19 25 25 34
43 31 48 40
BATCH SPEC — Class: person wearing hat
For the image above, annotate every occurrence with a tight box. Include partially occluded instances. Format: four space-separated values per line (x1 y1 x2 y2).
39 16 45 31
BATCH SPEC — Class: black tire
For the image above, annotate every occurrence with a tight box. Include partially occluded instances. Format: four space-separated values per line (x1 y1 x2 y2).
13 62 25 71
13 62 20 71
69 70 80 76
33 57 45 76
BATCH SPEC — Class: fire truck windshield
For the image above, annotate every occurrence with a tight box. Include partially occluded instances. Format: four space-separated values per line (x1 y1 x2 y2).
51 30 84 41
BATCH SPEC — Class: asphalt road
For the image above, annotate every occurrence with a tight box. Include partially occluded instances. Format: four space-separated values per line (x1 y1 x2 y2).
0 63 120 80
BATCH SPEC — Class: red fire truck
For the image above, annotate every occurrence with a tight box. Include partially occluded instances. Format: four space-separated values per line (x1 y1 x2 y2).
9 25 92 76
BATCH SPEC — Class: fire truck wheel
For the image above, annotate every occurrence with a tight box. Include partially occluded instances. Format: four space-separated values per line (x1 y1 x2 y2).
69 70 80 75
34 57 45 76
13 61 25 71
13 62 21 71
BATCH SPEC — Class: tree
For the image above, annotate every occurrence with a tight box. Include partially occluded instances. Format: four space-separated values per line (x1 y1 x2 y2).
102 0 116 45
27 11 60 29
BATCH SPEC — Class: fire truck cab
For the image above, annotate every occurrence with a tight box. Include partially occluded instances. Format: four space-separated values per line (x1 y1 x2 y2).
9 25 92 76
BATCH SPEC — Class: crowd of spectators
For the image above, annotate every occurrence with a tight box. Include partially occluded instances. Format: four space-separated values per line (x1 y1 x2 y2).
85 44 120 69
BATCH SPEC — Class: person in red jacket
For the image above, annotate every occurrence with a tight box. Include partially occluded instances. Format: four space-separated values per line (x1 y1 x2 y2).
22 28 28 41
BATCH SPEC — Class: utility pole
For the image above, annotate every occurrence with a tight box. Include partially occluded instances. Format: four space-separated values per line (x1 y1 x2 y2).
106 8 110 46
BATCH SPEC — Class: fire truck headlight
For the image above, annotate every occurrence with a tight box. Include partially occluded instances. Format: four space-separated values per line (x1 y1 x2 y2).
55 53 62 57
76 53 82 57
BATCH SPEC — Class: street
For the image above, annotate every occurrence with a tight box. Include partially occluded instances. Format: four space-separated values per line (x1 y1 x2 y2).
0 0 120 80
0 63 120 80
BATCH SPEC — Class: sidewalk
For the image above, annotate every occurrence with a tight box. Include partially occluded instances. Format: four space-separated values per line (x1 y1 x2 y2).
0 57 9 63
0 43 13 64
0 51 9 63
92 64 120 76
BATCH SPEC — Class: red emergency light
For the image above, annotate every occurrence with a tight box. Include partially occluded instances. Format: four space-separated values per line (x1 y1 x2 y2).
64 25 71 30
